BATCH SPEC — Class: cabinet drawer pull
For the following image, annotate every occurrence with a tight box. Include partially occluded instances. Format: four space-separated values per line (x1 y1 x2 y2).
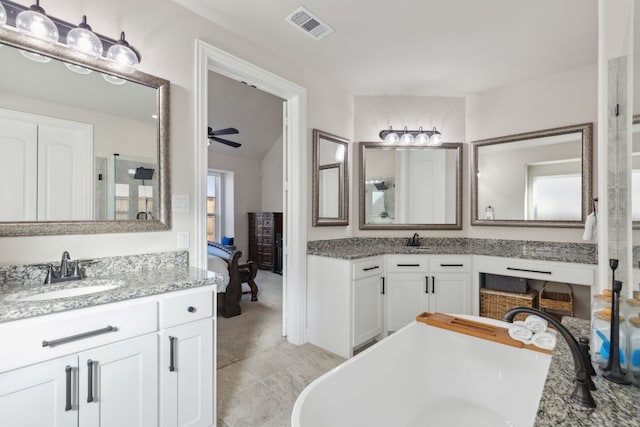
363 266 380 271
42 325 117 348
187 306 196 313
87 359 94 403
440 263 464 267
506 267 552 275
381 277 385 295
397 263 420 267
169 336 176 372
65 365 72 411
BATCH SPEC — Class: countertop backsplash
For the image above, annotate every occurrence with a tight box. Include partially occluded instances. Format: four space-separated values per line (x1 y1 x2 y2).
0 251 189 286
307 237 597 264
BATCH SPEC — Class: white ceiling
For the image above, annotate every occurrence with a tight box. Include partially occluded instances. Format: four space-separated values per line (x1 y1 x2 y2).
176 0 598 96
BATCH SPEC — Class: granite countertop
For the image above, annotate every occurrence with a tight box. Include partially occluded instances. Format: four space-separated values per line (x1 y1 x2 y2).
0 266 224 324
535 317 640 426
307 237 597 265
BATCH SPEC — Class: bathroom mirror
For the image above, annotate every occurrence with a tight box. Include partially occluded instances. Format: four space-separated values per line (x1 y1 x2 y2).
312 129 349 226
633 116 640 229
0 26 170 236
359 142 462 230
471 123 593 228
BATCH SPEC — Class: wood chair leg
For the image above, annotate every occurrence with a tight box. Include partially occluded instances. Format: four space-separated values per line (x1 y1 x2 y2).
247 278 259 301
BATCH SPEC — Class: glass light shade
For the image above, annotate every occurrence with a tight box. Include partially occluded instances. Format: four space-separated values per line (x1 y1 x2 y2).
106 32 139 72
20 49 52 63
400 127 414 144
102 73 126 85
0 3 7 26
334 144 345 162
430 128 442 146
415 127 429 144
65 63 92 74
66 17 103 57
16 5 59 42
384 126 399 143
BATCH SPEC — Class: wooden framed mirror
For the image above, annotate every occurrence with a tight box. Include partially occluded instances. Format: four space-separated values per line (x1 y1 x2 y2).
312 129 349 226
471 123 593 228
359 142 462 230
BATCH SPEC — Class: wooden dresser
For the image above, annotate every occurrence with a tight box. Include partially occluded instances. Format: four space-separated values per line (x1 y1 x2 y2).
247 212 283 273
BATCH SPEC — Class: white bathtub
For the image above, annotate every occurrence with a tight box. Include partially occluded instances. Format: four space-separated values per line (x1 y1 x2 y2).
292 316 552 427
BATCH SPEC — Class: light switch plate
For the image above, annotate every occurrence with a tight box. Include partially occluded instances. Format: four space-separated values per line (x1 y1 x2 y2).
177 232 189 249
172 194 190 213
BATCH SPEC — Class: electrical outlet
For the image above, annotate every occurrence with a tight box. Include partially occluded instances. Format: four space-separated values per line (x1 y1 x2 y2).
177 232 189 249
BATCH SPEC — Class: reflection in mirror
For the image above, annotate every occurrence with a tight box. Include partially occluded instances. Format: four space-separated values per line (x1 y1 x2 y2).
359 142 462 230
0 26 170 236
312 129 349 226
633 117 640 226
471 123 593 227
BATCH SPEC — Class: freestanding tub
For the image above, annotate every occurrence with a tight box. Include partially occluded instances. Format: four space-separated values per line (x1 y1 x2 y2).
292 316 552 427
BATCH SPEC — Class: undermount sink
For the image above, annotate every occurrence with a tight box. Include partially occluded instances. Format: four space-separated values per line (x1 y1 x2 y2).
6 280 124 302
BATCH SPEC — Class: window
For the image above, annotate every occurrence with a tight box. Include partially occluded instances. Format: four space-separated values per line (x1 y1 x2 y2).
207 173 222 242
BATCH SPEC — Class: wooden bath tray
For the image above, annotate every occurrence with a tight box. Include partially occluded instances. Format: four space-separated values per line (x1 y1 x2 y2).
416 312 553 355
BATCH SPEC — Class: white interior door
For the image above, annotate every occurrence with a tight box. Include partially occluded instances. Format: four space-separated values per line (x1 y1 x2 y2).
0 115 38 221
38 123 93 221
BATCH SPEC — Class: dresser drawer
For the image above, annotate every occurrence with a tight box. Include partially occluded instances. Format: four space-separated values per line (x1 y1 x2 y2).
160 288 214 329
352 257 384 280
0 300 158 373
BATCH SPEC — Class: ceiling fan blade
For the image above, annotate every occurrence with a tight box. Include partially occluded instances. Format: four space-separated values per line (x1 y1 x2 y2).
211 127 239 136
210 136 241 148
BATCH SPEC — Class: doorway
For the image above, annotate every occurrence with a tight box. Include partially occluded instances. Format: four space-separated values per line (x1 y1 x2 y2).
194 40 307 344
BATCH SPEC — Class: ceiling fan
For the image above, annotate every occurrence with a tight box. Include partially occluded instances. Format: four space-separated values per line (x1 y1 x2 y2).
207 127 241 148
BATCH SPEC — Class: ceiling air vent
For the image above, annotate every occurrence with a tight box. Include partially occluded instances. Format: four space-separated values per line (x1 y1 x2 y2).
285 7 334 41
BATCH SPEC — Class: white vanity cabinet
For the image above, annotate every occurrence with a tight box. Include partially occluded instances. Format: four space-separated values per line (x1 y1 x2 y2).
352 257 385 349
159 289 214 427
0 285 216 427
307 255 385 358
386 255 471 333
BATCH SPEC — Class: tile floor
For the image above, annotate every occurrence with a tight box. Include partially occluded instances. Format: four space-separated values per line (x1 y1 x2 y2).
216 270 345 426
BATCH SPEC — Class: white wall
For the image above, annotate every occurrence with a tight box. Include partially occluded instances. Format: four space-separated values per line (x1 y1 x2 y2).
0 0 352 265
208 152 261 260
261 136 283 212
467 63 598 242
352 95 466 237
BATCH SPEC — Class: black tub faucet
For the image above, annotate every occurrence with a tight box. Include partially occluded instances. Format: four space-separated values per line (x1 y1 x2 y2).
502 307 596 408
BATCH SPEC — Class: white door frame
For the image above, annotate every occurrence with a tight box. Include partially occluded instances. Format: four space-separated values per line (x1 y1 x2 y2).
194 40 307 345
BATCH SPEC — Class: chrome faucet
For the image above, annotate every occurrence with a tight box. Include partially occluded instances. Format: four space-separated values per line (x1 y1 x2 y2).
407 233 420 247
44 251 82 284
502 307 596 408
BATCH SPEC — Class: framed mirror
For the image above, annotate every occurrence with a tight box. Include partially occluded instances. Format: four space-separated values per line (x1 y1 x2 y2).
0 26 170 236
471 123 593 228
312 129 349 226
359 142 462 230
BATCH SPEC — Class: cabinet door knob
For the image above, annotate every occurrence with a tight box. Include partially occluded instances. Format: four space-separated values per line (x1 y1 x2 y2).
187 306 196 313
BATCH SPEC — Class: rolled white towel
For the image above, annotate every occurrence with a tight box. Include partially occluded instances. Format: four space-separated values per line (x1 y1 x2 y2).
525 315 548 333
531 331 557 350
582 212 597 241
508 323 533 343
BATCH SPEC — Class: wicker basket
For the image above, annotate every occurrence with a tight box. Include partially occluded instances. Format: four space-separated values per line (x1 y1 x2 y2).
480 288 538 321
539 282 574 317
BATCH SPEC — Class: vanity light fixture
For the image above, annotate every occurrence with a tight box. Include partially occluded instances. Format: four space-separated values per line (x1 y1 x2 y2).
379 126 442 145
0 2 7 26
66 15 103 57
1 0 141 75
15 0 58 42
106 32 139 73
